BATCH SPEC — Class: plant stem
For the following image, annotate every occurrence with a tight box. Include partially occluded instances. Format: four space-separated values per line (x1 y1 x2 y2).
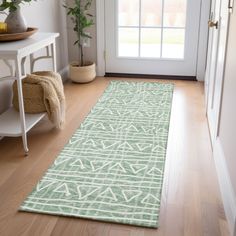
80 44 84 67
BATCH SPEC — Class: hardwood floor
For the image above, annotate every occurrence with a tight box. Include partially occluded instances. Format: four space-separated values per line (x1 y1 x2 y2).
0 77 229 236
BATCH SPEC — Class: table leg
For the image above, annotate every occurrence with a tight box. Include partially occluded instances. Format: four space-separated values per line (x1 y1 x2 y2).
30 54 34 73
51 42 57 72
15 58 29 156
21 57 27 77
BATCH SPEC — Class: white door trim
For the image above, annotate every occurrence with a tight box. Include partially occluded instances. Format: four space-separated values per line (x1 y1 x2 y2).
96 0 106 76
205 1 235 234
96 0 211 80
197 0 211 81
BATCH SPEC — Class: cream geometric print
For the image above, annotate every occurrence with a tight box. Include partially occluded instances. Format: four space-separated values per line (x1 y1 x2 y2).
20 81 174 228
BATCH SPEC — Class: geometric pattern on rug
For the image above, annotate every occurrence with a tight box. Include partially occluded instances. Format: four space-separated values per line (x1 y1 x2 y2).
20 81 174 228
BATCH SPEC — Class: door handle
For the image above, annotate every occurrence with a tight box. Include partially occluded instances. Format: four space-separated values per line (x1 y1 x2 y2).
208 20 218 29
228 0 234 13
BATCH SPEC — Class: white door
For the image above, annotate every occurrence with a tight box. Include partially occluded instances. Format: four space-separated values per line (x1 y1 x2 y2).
205 0 230 141
105 0 202 76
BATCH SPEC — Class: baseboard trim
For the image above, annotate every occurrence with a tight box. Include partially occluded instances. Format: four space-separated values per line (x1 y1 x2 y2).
59 66 69 83
105 73 197 81
213 138 236 235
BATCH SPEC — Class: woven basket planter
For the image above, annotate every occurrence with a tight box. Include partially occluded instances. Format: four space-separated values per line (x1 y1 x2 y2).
69 62 96 83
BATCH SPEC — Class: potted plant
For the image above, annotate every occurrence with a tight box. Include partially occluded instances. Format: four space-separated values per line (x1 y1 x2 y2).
0 0 37 33
64 0 96 83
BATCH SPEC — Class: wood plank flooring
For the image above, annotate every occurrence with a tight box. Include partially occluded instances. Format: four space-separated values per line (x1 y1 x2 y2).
0 77 230 236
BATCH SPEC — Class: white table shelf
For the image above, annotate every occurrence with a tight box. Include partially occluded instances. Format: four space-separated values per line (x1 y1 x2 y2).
0 32 59 155
0 108 45 137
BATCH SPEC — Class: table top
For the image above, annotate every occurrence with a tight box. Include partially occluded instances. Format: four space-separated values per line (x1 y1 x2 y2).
0 32 59 56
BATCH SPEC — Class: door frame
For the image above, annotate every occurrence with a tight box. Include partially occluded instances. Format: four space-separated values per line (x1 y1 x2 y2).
96 0 211 81
205 1 235 235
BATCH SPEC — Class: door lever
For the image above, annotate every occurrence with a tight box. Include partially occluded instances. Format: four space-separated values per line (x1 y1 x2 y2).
208 20 218 29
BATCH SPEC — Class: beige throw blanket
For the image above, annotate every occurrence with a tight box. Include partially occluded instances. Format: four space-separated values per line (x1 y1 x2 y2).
13 71 66 129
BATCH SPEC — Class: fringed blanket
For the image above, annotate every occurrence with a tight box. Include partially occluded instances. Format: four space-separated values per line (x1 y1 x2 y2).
13 71 66 129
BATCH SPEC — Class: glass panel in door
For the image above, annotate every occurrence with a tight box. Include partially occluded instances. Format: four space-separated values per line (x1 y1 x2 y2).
117 0 187 59
105 0 202 76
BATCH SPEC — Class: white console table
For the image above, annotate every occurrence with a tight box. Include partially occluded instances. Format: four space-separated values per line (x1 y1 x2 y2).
0 33 59 155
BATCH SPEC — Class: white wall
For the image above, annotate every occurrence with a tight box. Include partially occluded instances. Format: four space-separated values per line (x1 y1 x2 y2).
213 8 236 236
0 0 69 114
218 8 236 207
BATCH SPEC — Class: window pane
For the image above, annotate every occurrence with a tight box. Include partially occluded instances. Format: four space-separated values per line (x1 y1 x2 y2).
162 29 185 58
141 28 161 58
141 0 162 27
118 0 140 26
118 28 139 57
163 0 187 27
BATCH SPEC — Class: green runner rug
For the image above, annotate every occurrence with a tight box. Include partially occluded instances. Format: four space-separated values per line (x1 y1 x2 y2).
20 81 174 228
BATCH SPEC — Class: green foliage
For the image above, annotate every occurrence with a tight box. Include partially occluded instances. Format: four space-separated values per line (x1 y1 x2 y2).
64 0 94 66
0 0 37 12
